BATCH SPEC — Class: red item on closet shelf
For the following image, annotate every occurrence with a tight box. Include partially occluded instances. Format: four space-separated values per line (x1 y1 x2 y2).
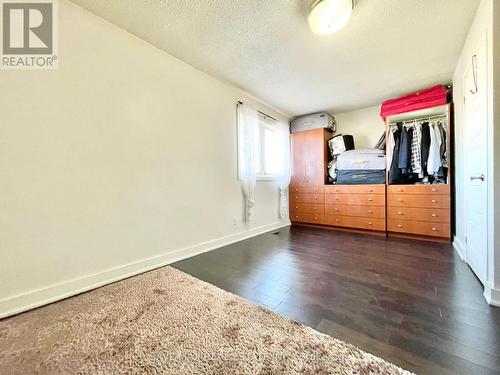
380 85 448 120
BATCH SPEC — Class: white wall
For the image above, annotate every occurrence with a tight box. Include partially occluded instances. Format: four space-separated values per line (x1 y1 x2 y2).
452 0 499 305
333 106 386 149
0 0 290 317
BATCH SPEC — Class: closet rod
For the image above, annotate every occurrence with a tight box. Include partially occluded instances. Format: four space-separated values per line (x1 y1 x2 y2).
389 114 447 126
237 101 278 122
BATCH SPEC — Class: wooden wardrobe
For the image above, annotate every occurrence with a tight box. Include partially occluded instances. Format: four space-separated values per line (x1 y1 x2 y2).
289 128 387 235
289 104 452 243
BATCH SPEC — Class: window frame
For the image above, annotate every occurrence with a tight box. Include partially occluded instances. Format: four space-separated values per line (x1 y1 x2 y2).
256 117 279 181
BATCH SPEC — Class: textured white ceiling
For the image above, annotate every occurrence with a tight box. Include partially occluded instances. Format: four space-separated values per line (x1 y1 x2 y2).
70 0 480 116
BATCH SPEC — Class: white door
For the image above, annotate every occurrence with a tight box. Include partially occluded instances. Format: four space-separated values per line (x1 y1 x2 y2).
463 34 488 284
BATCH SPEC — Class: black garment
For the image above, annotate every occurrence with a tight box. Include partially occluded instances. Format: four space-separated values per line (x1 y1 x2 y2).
398 125 410 174
438 122 447 164
407 127 414 174
389 123 403 184
420 122 431 175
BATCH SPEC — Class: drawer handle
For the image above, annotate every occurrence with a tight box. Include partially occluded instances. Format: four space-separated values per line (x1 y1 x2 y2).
431 213 437 217
368 198 373 202
397 199 403 202
397 224 403 228
335 220 339 223
368 210 373 213
314 197 318 200
314 189 318 193
295 189 298 192
397 211 403 215
296 196 299 200
431 188 437 192
432 227 437 231
397 188 403 192
335 208 339 212
368 222 373 225
295 216 299 219
314 207 318 211
314 217 318 220
335 189 339 192
368 189 373 192
335 198 339 201
295 206 299 209
431 199 437 203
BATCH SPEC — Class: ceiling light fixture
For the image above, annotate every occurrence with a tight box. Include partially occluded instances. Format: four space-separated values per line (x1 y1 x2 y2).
308 0 353 36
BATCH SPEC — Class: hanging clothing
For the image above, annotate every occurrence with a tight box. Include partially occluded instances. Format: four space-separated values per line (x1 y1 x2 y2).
389 124 403 183
398 125 410 174
386 128 396 172
438 121 448 168
410 122 423 177
407 127 414 174
427 122 442 176
420 122 431 175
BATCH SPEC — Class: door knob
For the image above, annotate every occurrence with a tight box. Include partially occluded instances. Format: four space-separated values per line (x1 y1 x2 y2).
470 174 485 181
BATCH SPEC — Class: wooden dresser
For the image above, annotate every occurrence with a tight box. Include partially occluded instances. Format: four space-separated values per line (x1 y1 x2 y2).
289 185 325 225
387 185 451 239
324 184 386 232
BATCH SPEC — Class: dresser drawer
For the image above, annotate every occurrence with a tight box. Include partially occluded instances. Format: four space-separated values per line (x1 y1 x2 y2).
325 215 385 231
291 213 324 225
290 203 324 215
325 204 385 219
388 219 450 238
387 194 450 209
388 184 450 195
290 185 324 194
290 193 324 204
324 184 385 195
388 207 450 223
324 193 384 206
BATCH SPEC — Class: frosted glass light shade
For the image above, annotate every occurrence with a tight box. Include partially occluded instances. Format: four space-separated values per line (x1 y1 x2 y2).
308 0 353 35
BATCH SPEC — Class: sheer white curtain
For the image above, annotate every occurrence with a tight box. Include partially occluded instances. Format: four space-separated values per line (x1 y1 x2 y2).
237 103 259 222
276 123 291 219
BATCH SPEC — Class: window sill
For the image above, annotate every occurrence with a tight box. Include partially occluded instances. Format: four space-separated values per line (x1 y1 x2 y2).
256 175 278 181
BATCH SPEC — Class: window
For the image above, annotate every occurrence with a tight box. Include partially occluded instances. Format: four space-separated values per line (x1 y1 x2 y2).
256 118 280 180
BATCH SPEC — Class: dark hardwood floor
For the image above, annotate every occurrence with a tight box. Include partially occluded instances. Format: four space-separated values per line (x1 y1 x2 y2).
173 225 500 375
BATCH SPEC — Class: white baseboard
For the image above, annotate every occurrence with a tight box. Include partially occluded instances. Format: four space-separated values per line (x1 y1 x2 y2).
484 284 500 307
453 236 466 261
0 221 290 319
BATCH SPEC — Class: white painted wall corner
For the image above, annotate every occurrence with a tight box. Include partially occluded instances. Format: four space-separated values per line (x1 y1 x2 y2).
453 236 466 261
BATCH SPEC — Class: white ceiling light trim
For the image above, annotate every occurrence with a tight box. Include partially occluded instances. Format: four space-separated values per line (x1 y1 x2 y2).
308 0 353 35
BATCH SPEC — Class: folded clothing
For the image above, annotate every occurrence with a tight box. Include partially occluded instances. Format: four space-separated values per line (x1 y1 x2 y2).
336 149 386 171
336 170 386 185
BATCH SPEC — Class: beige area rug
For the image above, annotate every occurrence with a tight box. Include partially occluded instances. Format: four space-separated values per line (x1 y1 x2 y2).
0 267 413 374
